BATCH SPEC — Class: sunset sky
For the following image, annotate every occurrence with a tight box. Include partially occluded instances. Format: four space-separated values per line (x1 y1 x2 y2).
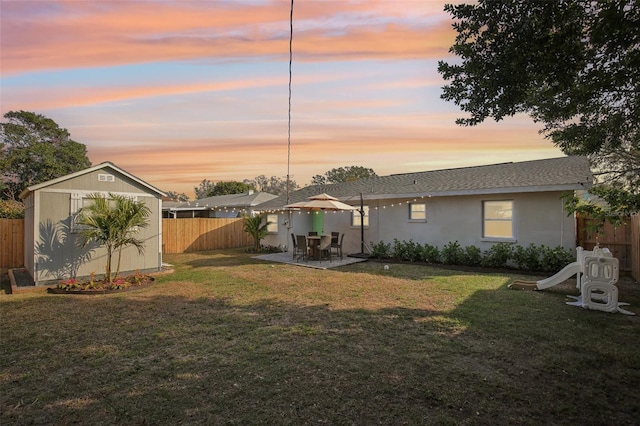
1 0 564 198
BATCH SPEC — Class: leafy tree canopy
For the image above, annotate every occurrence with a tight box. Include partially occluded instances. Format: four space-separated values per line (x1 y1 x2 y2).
194 180 254 199
438 0 639 192
243 175 298 196
311 166 377 185
164 191 189 202
1 110 92 199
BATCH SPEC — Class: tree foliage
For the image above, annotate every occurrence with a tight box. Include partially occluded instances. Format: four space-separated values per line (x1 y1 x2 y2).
242 213 271 251
164 191 189 202
244 175 297 196
194 180 255 198
0 199 24 218
76 193 151 283
311 166 377 185
438 0 639 192
1 111 92 199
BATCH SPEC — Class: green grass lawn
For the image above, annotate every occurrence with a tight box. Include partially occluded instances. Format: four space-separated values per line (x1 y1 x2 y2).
2 249 639 425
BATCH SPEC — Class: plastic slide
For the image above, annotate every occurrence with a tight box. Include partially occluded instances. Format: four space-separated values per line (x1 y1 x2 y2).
508 262 582 291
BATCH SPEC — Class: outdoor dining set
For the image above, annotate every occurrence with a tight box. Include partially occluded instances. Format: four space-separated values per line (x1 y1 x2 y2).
291 232 345 263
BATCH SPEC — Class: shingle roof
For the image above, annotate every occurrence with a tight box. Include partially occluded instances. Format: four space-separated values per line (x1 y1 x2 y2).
257 156 593 210
164 191 278 210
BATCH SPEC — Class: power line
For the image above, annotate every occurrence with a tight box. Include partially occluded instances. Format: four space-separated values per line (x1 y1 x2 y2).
286 0 294 204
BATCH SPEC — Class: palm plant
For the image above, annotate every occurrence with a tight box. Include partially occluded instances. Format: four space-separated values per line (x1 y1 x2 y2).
76 193 151 283
243 213 270 251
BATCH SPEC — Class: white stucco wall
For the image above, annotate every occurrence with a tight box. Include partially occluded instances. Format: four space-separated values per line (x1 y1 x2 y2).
262 190 577 256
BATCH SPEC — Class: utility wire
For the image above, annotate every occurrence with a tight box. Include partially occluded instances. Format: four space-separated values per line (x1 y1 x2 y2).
286 0 294 204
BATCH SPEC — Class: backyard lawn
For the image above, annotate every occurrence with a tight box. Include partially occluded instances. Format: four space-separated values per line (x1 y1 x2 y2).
1 249 639 425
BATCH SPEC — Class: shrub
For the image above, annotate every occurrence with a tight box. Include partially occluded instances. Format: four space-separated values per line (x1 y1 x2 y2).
393 239 419 261
420 243 441 263
482 242 513 268
370 240 392 259
512 243 542 271
441 241 463 265
461 245 483 266
540 245 575 272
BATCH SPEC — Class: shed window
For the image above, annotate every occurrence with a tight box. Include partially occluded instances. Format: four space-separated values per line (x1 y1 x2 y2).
483 200 513 239
409 203 426 220
352 206 369 227
266 214 278 233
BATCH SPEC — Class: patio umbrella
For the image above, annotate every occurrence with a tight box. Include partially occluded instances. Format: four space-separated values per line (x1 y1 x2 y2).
284 193 357 234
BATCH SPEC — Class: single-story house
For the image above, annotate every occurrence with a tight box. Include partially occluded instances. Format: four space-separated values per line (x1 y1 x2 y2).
162 190 278 218
256 156 593 255
19 162 166 285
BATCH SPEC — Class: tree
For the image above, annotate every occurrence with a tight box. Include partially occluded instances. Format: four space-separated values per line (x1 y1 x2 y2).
165 191 189 202
242 213 271 251
244 175 298 196
311 166 377 185
76 193 151 284
209 181 254 196
194 179 215 199
1 111 92 199
0 199 24 218
438 0 639 193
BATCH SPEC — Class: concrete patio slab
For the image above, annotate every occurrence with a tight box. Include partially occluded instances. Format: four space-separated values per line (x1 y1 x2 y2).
253 251 368 270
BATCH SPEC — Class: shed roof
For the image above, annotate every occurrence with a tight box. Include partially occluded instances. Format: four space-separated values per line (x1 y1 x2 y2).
19 162 167 199
257 156 593 210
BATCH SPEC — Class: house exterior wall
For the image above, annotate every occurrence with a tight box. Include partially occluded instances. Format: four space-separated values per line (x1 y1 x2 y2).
262 190 576 256
29 167 163 285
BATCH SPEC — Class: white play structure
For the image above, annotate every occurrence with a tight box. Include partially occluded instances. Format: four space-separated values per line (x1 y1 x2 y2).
509 245 635 315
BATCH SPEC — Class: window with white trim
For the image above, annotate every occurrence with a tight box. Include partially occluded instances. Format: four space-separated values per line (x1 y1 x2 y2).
409 203 426 220
352 206 369 227
483 200 513 239
266 214 278 233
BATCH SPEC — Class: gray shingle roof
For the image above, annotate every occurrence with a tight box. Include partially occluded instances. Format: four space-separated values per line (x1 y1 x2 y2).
164 191 278 210
257 156 593 210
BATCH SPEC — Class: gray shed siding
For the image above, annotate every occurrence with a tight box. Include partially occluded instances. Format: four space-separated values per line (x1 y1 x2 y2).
26 165 163 285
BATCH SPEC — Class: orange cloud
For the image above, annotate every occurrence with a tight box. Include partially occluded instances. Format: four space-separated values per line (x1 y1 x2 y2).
1 1 457 75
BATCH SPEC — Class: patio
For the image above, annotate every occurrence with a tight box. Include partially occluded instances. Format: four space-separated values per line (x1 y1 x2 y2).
253 251 368 269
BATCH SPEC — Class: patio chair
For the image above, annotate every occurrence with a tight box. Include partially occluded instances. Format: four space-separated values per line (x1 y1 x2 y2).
295 234 309 262
318 235 332 262
331 233 345 260
331 232 339 253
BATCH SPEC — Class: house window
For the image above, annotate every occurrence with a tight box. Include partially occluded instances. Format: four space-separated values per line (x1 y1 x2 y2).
352 206 369 227
409 203 426 220
483 200 513 239
266 214 278 233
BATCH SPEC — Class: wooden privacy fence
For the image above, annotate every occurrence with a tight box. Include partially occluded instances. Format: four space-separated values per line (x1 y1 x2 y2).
0 219 24 269
162 218 252 253
576 214 634 275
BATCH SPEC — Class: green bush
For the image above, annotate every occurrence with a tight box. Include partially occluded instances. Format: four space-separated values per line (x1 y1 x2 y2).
375 238 574 273
420 243 441 263
512 243 542 271
482 242 513 268
441 241 463 265
370 240 392 259
540 245 575 272
461 245 482 266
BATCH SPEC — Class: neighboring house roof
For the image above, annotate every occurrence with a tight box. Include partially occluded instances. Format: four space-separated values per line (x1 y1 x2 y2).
257 156 593 210
163 191 279 212
19 161 167 199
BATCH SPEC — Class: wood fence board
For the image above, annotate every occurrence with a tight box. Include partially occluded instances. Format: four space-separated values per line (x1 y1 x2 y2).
0 219 25 268
161 218 251 253
576 215 632 272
